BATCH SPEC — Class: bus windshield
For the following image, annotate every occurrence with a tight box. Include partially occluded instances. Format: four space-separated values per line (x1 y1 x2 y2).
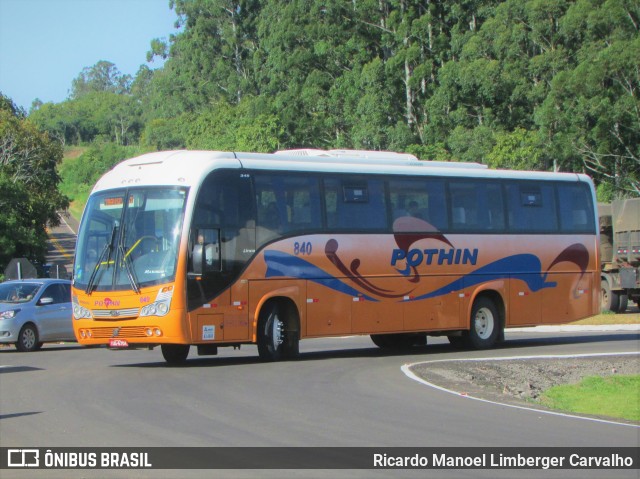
74 187 187 292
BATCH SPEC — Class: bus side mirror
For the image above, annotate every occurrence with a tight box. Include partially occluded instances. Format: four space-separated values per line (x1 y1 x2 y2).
192 244 204 275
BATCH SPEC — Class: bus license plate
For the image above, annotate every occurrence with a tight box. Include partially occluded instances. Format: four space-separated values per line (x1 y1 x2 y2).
109 338 129 348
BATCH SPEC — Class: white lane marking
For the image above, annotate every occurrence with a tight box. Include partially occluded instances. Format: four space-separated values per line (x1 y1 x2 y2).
402 352 640 428
59 214 77 235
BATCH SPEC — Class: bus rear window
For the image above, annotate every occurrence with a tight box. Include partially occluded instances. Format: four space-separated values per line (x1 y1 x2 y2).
558 183 596 233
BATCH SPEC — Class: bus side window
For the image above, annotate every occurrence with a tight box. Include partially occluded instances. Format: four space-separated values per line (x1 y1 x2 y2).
506 183 558 232
255 175 322 244
449 181 505 231
558 183 595 233
324 178 386 230
388 178 447 232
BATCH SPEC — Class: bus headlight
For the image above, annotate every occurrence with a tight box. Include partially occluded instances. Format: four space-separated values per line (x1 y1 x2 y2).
156 302 169 315
140 300 170 317
73 304 92 319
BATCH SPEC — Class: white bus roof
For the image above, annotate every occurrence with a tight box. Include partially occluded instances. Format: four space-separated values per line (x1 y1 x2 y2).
90 149 589 193
274 148 488 169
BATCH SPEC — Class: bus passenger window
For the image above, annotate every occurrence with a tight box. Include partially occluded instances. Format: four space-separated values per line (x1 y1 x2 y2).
255 175 322 244
506 184 558 232
449 181 505 232
325 178 386 230
388 178 447 232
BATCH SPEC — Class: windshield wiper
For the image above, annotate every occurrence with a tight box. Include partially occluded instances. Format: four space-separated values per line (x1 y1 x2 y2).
118 218 141 294
85 222 118 295
119 244 140 294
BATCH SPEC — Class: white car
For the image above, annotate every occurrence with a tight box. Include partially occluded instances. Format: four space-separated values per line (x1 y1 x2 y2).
0 279 75 351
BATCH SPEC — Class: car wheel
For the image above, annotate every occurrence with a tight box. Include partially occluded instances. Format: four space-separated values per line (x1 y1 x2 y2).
16 324 41 352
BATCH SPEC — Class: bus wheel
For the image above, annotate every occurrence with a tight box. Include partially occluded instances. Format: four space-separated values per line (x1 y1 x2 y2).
161 344 190 364
370 333 426 350
467 298 500 350
447 335 467 349
257 304 286 361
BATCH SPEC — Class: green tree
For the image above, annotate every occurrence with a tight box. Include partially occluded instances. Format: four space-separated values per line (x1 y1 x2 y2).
186 98 282 151
70 60 132 99
537 0 639 196
0 94 69 269
485 127 546 170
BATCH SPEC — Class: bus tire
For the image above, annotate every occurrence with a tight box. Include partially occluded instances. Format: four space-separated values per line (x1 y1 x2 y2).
467 297 500 350
161 344 190 364
257 303 286 361
447 335 467 349
370 333 426 350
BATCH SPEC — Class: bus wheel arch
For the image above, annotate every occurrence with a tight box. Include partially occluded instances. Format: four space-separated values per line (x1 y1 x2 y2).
256 298 300 361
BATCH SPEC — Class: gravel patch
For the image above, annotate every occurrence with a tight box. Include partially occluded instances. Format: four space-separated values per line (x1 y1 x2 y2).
410 354 640 422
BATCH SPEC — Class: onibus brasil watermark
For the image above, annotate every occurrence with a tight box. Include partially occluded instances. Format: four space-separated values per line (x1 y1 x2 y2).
2 447 637 470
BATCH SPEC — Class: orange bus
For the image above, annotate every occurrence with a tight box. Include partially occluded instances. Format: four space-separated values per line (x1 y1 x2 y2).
71 149 600 363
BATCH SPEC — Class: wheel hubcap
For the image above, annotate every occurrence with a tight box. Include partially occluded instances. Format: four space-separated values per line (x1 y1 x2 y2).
271 317 284 348
22 329 36 349
474 307 494 340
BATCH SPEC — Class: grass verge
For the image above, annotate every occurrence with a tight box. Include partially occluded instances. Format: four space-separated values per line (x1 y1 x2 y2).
570 312 639 325
539 375 640 421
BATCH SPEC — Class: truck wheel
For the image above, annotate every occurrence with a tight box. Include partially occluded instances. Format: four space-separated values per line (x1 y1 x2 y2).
601 279 619 312
617 294 628 313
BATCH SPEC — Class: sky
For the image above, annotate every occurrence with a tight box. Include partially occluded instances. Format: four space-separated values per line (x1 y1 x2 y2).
0 0 179 110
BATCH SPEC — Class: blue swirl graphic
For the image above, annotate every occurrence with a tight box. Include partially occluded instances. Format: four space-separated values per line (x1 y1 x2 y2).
264 250 378 301
265 250 556 303
411 254 557 301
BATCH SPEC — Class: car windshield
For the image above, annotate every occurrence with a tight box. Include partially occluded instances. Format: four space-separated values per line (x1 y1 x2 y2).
74 187 187 292
0 283 41 303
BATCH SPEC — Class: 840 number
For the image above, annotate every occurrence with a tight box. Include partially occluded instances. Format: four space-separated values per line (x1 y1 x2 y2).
294 241 312 256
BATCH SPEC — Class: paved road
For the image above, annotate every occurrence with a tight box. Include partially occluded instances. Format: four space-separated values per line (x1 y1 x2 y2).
0 330 638 479
45 212 78 277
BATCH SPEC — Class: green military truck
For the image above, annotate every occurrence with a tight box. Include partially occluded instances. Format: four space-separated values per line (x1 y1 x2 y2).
599 198 640 312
